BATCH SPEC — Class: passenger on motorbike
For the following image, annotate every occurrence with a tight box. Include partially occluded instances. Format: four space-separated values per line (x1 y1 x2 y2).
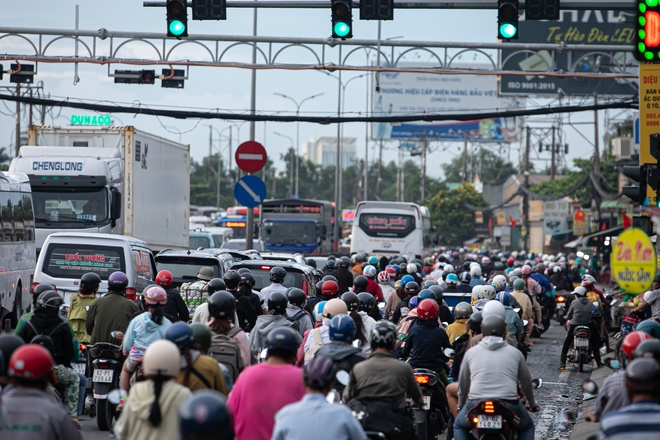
445 302 473 344
207 290 251 369
341 292 370 351
287 288 314 337
355 292 378 354
314 314 366 391
392 281 421 324
559 286 604 370
86 271 139 345
192 277 227 324
237 273 265 332
250 291 301 360
302 298 347 363
68 273 101 343
156 270 189 323
179 390 234 440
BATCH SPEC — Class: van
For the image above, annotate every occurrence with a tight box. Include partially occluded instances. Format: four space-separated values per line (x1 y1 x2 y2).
34 232 157 304
189 227 234 249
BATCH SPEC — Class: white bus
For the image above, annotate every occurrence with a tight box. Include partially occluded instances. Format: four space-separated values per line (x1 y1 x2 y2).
0 172 36 327
350 201 436 260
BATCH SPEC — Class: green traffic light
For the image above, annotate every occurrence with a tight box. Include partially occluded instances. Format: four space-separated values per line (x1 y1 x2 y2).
500 23 517 39
334 21 351 38
169 20 186 36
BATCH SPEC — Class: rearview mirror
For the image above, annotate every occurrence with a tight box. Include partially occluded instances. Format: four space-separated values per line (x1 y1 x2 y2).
335 370 350 386
444 348 455 359
532 378 543 389
110 187 122 226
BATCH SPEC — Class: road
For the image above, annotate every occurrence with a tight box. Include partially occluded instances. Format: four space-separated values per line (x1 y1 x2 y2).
80 321 591 440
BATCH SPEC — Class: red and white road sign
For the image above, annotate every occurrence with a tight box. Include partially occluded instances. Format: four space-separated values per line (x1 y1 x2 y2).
235 141 267 173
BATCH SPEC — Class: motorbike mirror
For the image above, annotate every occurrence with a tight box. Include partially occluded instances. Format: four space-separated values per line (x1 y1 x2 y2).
111 331 124 339
522 320 529 326
444 348 455 359
513 308 521 314
107 389 124 405
325 389 342 404
335 370 350 386
582 379 599 396
532 378 543 389
259 348 268 363
352 340 362 349
604 358 622 370
378 302 385 310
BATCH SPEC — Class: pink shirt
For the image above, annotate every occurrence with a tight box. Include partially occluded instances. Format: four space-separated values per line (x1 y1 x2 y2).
227 363 306 440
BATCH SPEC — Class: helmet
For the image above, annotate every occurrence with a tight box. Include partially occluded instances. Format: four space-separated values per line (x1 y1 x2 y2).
471 285 482 300
506 257 515 266
314 301 327 322
407 263 417 274
304 355 338 391
635 319 660 338
454 302 473 319
513 279 526 291
166 322 195 347
534 263 545 273
322 275 338 283
32 284 55 306
190 323 212 352
521 266 532 276
155 270 173 287
339 257 351 267
352 277 369 292
418 289 434 301
316 280 324 293
325 259 336 270
634 339 660 360
36 291 64 312
353 254 365 263
622 331 653 358
553 265 562 273
269 266 287 283
329 314 356 342
223 270 241 289
468 312 483 334
341 292 360 312
267 291 288 314
409 296 420 309
371 320 397 349
108 271 129 290
179 391 234 440
306 259 317 269
321 280 339 297
237 268 252 275
494 262 504 271
404 281 419 293
481 285 497 300
496 291 511 307
470 266 482 277
197 266 215 281
143 340 181 378
573 286 587 297
287 288 306 309
144 285 168 305
482 300 507 320
378 271 391 284
582 274 597 283
417 299 440 321
81 272 102 290
481 256 490 265
363 265 377 278
423 280 437 289
322 298 348 318
207 291 236 318
207 278 227 295
624 357 660 393
400 275 414 286
264 327 300 352
446 273 459 284
492 274 507 288
0 335 24 373
357 293 375 313
368 256 379 266
481 315 506 337
459 272 471 284
429 285 444 301
8 344 53 381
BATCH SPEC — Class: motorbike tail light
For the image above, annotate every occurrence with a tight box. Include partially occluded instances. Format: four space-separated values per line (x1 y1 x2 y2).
484 401 495 414
31 282 56 294
125 287 137 301
556 296 565 303
98 364 109 369
472 417 479 425
576 329 590 338
79 344 86 351
415 375 429 385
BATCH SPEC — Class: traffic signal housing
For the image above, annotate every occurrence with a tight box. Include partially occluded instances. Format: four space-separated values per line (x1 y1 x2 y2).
167 0 188 38
622 165 650 206
498 0 519 40
114 70 156 85
525 0 560 20
360 0 394 20
331 0 353 39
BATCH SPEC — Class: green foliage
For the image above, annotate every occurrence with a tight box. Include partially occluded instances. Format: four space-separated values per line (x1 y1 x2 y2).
426 184 489 245
441 148 518 185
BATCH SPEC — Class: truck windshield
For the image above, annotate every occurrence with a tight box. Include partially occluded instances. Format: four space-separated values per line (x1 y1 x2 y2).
32 188 108 225
262 220 317 244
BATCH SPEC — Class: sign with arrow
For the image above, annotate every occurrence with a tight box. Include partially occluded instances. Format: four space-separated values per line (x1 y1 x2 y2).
234 175 267 208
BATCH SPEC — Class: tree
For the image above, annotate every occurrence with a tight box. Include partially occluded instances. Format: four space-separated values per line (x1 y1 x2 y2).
441 147 517 185
426 184 489 245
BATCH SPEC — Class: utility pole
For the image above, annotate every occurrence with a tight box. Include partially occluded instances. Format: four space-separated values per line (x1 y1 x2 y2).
333 46 343 252
421 135 427 201
208 125 213 183
245 0 258 250
375 139 383 197
216 142 222 207
523 126 531 251
551 125 556 180
593 92 600 176
28 88 33 127
15 83 20 156
461 133 468 183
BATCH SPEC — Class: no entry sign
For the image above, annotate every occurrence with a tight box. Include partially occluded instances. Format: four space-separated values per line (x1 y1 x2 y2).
235 141 267 173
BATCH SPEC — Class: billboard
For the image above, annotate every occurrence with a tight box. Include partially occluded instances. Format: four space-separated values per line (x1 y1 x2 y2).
500 10 638 96
373 63 524 141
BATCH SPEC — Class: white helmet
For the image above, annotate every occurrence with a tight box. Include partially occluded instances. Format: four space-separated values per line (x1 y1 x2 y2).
470 265 482 277
573 286 587 297
143 340 181 378
553 265 562 273
407 263 418 274
481 285 497 300
482 256 491 264
582 274 596 284
444 264 454 273
363 265 377 278
471 285 482 300
482 300 506 320
492 274 507 287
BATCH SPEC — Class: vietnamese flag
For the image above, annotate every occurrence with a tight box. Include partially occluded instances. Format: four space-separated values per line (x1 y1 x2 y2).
509 216 517 227
622 213 632 229
488 217 493 235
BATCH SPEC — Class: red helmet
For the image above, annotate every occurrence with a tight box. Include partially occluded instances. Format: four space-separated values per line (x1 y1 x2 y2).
321 280 339 297
8 344 54 381
417 299 439 321
377 271 391 283
506 257 515 266
144 285 168 305
622 331 653 358
156 270 173 287
385 267 396 276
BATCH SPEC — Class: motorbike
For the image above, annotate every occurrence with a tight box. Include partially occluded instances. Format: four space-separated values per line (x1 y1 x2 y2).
412 349 453 440
567 324 592 372
87 331 124 431
555 293 567 325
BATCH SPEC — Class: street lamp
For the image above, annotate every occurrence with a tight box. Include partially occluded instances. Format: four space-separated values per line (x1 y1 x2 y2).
162 125 183 143
273 131 295 197
273 92 324 198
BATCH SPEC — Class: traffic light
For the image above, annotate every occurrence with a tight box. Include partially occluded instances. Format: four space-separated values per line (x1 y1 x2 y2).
114 70 156 85
622 165 650 205
635 0 660 61
161 69 185 88
167 0 188 38
525 0 560 20
360 0 394 20
331 0 353 39
192 0 226 20
498 0 519 40
9 63 35 84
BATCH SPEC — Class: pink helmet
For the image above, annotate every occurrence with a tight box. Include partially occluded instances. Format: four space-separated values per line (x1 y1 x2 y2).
378 271 390 284
144 285 168 305
521 265 532 276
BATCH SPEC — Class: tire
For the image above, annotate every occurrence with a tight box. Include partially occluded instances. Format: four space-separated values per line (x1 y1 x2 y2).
415 421 427 440
578 350 585 372
96 398 113 431
615 339 627 369
10 289 22 329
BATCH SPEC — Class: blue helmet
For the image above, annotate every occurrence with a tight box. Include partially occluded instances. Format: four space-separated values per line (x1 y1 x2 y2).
329 314 356 343
496 291 511 307
423 280 437 288
418 289 434 301
166 322 195 347
446 273 459 284
179 390 233 440
401 275 415 285
409 296 420 308
459 272 472 283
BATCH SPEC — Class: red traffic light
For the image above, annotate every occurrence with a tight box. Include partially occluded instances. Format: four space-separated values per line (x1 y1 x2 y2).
167 0 186 15
332 1 350 17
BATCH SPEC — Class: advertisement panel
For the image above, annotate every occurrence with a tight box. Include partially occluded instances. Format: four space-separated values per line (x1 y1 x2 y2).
500 10 637 96
543 199 570 235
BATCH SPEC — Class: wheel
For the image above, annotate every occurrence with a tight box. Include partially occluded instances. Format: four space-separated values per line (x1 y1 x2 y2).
96 398 114 431
615 339 627 369
10 288 22 329
415 421 427 440
578 351 586 372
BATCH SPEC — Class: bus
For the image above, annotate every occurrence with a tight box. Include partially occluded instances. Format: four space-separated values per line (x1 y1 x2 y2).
0 172 36 327
212 206 259 239
260 199 334 255
350 201 436 260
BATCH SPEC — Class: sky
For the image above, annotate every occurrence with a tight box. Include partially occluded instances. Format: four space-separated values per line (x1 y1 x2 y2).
0 1 636 188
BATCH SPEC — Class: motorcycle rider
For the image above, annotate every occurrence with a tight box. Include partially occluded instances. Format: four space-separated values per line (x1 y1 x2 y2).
510 279 535 344
68 272 101 343
192 278 228 324
392 281 420 324
181 266 215 313
350 254 365 277
157 270 189 323
235 273 263 332
207 290 251 372
303 298 348 362
559 286 604 370
287 288 314 337
322 259 337 277
550 265 573 293
179 390 235 440
377 270 395 303
445 302 473 344
315 314 367 391
455 315 540 440
249 291 301 360
356 292 378 354
335 257 354 294
521 265 544 331
259 267 289 312
86 271 139 345
362 265 384 302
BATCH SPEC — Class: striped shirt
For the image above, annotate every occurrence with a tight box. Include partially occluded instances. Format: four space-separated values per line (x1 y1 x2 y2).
594 370 626 420
598 400 660 440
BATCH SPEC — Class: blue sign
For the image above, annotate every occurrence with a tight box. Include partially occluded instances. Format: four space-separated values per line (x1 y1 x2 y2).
234 175 267 208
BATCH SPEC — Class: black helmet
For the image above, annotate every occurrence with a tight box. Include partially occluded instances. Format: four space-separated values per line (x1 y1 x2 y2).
428 285 444 301
354 275 369 289
354 254 366 263
265 327 300 352
207 291 236 318
32 284 55 307
36 291 64 312
306 259 317 269
179 390 234 440
339 257 351 267
468 311 483 335
270 267 287 283
223 270 241 290
327 255 336 261
322 275 338 284
80 272 101 290
371 320 397 349
341 291 360 312
404 281 419 293
357 292 375 313
481 315 506 337
325 260 336 270
237 268 252 275
207 278 227 295
0 334 24 374
494 261 504 271
287 288 306 309
239 273 256 288
267 291 288 315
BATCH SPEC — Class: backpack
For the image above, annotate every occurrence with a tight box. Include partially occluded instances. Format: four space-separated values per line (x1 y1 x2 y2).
25 320 69 365
208 326 243 382
304 328 324 362
394 315 416 349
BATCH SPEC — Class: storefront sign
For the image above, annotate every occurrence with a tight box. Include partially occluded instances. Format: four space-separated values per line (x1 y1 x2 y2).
611 228 656 294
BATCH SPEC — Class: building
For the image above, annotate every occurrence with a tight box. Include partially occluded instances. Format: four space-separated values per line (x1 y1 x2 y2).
302 137 357 169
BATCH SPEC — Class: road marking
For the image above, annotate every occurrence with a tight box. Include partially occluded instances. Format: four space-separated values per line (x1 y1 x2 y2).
238 153 263 161
542 382 569 386
238 179 261 202
559 371 570 381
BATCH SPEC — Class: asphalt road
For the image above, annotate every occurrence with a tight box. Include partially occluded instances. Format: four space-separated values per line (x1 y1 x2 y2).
80 320 592 440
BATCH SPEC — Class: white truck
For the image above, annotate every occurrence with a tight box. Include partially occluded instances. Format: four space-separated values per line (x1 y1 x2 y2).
9 125 190 253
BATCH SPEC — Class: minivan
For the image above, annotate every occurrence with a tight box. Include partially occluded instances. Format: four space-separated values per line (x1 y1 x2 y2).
34 232 157 304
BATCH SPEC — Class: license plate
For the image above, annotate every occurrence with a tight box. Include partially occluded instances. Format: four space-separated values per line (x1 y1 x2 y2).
477 414 502 429
422 395 431 410
575 338 590 347
93 369 114 383
73 363 86 376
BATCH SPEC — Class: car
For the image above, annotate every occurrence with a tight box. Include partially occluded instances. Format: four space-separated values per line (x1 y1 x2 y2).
189 227 234 249
259 252 307 265
229 259 317 297
306 256 330 271
221 238 266 252
155 249 235 289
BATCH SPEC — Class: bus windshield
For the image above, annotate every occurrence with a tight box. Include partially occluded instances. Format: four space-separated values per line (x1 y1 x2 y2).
32 188 108 225
262 220 317 244
358 213 416 238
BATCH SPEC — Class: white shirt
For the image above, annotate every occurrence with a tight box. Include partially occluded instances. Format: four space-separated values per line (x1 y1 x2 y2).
258 283 288 308
380 284 395 303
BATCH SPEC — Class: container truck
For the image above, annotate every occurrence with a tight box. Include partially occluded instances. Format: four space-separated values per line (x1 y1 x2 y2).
9 125 190 252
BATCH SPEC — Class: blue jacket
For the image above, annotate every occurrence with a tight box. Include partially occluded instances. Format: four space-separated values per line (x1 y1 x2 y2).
402 320 451 372
123 312 172 354
531 273 552 295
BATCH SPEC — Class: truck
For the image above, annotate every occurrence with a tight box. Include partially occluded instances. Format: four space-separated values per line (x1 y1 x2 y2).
9 125 190 253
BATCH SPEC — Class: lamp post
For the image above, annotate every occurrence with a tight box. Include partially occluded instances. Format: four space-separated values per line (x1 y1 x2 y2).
208 125 234 206
273 92 324 198
273 131 295 197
